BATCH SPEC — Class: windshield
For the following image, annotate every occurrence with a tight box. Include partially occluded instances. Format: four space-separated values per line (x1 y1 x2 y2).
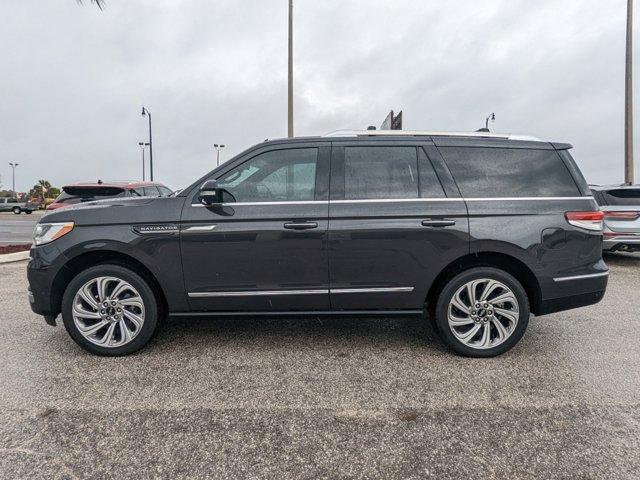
56 187 127 204
602 189 640 206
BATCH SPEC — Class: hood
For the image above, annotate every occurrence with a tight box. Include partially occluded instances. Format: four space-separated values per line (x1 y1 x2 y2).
40 196 183 226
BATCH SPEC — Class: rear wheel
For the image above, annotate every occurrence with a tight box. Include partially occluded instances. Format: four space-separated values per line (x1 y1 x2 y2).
25 210 32 214
61 264 159 356
12 207 21 214
434 267 530 357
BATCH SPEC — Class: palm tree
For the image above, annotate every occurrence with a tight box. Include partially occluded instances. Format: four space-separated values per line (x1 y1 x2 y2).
77 0 105 9
29 180 53 203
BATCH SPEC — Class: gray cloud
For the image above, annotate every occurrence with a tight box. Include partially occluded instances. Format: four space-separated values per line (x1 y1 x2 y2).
0 0 636 192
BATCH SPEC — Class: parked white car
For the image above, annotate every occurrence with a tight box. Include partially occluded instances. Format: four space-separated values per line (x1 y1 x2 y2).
591 185 640 252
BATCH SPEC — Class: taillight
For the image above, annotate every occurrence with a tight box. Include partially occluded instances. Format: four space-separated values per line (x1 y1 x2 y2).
603 211 640 220
565 211 605 231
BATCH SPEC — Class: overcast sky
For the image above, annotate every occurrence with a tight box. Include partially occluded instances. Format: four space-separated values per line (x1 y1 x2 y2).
0 0 637 192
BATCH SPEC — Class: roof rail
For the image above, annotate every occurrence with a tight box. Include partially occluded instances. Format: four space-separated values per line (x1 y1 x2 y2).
323 129 542 142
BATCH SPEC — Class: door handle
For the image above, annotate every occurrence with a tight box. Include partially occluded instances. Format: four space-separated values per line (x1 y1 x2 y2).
284 221 318 230
421 219 456 228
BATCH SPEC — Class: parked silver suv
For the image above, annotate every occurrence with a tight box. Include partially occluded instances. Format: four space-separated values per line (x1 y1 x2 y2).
0 197 35 214
591 184 640 252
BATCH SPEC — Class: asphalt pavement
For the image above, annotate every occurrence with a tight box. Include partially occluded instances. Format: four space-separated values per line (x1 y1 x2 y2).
0 253 639 479
0 211 44 245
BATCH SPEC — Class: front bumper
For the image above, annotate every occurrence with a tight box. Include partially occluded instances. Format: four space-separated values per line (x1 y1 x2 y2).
27 243 69 324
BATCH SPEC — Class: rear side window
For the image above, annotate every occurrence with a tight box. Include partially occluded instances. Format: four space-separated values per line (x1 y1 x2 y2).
419 148 446 198
344 146 418 199
440 147 581 198
602 189 640 206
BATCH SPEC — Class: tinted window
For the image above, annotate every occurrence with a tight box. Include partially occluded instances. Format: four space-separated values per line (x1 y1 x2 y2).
217 148 317 202
419 148 445 198
57 187 127 204
144 186 160 197
602 189 640 206
8 198 18 204
158 186 172 196
344 146 418 199
441 147 580 197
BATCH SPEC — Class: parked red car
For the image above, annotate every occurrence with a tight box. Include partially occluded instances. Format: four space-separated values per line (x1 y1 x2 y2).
46 181 173 211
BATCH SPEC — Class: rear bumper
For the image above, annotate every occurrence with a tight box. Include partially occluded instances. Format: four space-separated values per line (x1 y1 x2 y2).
537 270 608 316
603 237 640 252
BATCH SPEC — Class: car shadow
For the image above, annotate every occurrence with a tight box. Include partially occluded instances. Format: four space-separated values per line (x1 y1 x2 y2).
152 314 449 354
603 251 640 266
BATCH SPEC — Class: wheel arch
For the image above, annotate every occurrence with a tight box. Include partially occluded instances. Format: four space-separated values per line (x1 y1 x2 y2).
51 250 168 318
425 251 542 315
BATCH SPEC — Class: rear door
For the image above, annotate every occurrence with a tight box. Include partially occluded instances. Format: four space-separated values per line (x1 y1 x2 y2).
328 140 470 311
181 143 331 311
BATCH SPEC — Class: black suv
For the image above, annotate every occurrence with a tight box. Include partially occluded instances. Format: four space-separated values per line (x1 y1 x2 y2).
27 131 608 357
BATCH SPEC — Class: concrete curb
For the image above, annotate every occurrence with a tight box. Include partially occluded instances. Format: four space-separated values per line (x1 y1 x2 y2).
0 250 30 264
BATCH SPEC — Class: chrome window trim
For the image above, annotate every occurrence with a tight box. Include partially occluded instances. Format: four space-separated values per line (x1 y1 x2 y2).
464 196 594 202
553 271 609 283
191 200 327 207
190 197 594 207
331 198 458 204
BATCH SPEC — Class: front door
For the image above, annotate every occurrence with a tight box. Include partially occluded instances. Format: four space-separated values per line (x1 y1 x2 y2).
181 144 331 311
328 142 470 311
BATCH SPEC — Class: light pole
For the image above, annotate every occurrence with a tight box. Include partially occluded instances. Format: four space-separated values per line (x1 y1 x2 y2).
288 0 294 138
138 142 150 181
141 107 154 181
625 0 634 184
214 144 226 166
8 162 18 198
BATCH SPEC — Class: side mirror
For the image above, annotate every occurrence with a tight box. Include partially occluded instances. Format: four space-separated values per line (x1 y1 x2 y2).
198 180 234 205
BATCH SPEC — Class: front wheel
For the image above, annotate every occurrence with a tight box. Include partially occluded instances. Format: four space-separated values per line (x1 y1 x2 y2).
61 264 160 356
12 207 21 214
434 267 530 357
25 210 32 214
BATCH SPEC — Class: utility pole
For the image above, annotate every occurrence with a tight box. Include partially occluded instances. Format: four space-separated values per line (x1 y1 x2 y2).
141 107 154 181
214 144 226 166
8 163 18 198
138 142 149 181
288 0 294 138
625 0 635 184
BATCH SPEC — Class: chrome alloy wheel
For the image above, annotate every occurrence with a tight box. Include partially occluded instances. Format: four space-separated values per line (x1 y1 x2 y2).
447 278 519 350
72 276 146 348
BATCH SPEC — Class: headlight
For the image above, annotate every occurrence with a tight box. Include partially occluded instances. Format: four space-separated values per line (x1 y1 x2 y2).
33 222 75 246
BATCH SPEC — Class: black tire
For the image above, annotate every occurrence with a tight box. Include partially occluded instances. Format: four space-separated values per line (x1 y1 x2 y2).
12 207 21 214
434 267 530 358
25 210 32 214
61 264 160 356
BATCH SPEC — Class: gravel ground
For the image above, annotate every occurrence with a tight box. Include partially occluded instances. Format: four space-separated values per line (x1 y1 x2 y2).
0 254 639 479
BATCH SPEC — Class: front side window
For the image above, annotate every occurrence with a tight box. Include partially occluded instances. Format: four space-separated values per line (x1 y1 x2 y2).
217 148 318 202
440 147 581 198
344 146 419 199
